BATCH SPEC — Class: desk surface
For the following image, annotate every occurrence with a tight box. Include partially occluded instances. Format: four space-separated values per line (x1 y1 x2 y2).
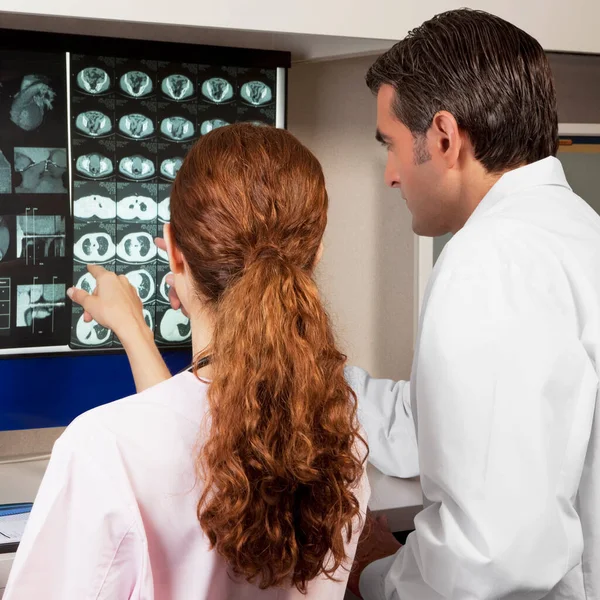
0 456 422 595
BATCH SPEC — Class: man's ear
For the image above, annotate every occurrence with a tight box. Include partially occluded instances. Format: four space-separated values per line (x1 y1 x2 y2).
430 110 462 168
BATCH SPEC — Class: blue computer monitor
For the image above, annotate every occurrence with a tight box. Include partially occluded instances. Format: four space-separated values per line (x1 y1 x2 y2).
0 350 192 430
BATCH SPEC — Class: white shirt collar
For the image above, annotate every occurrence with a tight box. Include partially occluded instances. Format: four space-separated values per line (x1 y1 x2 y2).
468 156 571 223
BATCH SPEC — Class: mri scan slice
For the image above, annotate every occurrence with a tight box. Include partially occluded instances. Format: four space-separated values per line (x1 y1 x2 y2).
119 155 155 180
201 77 234 103
159 271 172 303
15 148 67 194
200 119 229 135
75 111 112 137
76 271 97 295
76 153 114 179
76 315 111 346
161 74 194 101
125 269 155 303
73 195 117 220
157 246 169 263
17 284 66 328
117 195 158 221
19 285 46 304
76 67 111 95
240 81 273 106
22 307 49 326
116 232 157 263
10 75 56 132
118 114 154 139
16 215 66 261
160 158 183 180
15 149 66 172
120 71 153 98
158 196 170 223
160 117 195 142
143 308 154 330
73 232 116 263
159 308 191 342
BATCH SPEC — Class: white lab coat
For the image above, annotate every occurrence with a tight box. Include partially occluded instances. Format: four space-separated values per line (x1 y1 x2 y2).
345 366 417 479
359 157 600 600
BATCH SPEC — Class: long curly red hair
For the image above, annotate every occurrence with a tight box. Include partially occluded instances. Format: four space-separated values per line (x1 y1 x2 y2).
169 123 367 592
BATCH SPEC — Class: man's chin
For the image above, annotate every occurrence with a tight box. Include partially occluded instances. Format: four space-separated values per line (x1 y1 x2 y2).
411 220 433 237
412 217 448 238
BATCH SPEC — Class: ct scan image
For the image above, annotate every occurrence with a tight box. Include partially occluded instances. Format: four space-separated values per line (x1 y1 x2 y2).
75 151 115 180
116 226 157 264
117 182 158 223
72 309 113 347
0 51 68 146
116 263 156 304
156 305 191 345
14 147 68 194
75 109 113 138
16 214 66 264
16 282 66 330
74 64 113 96
74 193 117 221
73 222 117 264
73 181 117 221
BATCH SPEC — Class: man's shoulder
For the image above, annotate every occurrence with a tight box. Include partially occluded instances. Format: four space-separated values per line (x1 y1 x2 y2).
437 216 543 276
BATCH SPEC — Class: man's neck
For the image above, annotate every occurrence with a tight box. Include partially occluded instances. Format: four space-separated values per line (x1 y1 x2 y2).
450 163 514 233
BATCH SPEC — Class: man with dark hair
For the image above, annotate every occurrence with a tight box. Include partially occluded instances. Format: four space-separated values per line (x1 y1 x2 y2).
350 8 600 600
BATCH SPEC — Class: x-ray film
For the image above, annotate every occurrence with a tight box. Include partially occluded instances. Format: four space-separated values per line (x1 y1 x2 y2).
0 43 279 354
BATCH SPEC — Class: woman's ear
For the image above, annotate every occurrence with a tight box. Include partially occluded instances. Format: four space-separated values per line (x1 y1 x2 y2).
163 223 185 275
314 241 324 268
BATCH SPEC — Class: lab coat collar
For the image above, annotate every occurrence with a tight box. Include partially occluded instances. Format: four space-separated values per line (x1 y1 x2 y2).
468 156 571 223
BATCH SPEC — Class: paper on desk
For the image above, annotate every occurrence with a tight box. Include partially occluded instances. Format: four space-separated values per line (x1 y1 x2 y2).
0 513 29 543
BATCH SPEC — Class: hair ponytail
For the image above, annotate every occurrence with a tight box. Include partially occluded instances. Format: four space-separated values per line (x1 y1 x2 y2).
169 123 367 592
197 248 365 591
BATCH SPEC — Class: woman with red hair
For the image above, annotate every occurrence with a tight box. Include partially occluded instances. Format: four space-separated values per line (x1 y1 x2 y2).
5 123 370 599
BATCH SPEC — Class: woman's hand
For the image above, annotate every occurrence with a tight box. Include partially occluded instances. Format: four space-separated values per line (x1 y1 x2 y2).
67 264 150 346
68 264 172 392
154 237 188 317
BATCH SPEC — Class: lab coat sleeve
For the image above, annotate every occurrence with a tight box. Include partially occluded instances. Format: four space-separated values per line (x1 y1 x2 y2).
345 366 418 478
362 246 597 599
3 420 150 600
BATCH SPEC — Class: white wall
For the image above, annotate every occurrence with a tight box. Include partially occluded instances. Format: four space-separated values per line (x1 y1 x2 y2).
2 0 600 53
288 55 414 380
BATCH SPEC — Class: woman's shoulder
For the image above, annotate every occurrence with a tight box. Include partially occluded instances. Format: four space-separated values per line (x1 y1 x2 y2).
59 371 209 459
